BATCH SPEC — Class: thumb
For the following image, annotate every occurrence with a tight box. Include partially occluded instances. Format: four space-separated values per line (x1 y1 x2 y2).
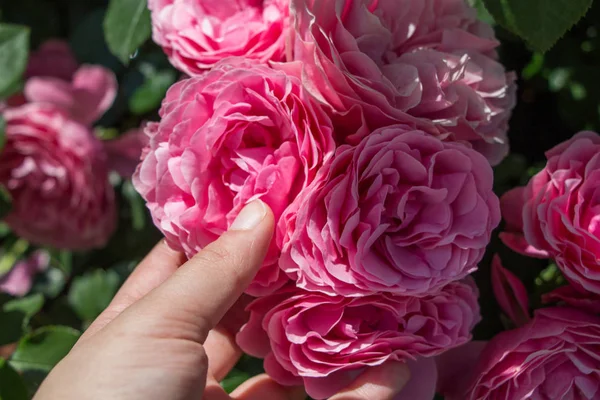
118 200 274 343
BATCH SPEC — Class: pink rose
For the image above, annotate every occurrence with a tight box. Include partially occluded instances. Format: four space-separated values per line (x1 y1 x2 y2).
0 250 50 297
283 0 516 165
445 308 600 400
237 280 480 399
24 65 117 126
103 126 149 178
503 132 600 294
7 40 117 126
133 58 335 296
26 40 79 81
148 0 290 75
280 126 500 297
491 254 530 326
0 104 116 250
543 285 600 315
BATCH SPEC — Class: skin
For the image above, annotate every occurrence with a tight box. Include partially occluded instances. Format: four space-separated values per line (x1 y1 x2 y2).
34 200 410 400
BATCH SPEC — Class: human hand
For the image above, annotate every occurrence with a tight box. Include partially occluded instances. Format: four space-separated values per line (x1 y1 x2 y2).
34 200 410 400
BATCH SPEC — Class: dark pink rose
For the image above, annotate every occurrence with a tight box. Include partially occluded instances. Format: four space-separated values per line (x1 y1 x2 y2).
237 280 480 399
280 126 500 297
133 58 335 296
0 250 50 297
26 40 79 81
444 308 600 400
504 132 600 294
491 254 530 326
543 285 600 315
283 0 516 165
148 0 290 75
499 186 550 258
103 126 149 178
0 104 116 250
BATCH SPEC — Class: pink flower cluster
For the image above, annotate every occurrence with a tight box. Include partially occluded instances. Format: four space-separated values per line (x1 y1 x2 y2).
435 131 600 399
137 0 515 397
0 41 147 251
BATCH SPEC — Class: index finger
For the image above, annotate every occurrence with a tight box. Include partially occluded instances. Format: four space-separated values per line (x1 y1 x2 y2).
123 200 274 342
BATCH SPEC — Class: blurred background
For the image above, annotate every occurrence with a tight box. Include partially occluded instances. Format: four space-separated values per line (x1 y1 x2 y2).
0 0 599 398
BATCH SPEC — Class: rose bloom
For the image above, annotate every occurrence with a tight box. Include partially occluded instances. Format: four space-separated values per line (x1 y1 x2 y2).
543 285 600 315
0 250 49 297
26 40 78 81
280 126 500 297
0 104 116 250
443 307 600 400
284 0 516 165
237 280 480 399
501 132 600 294
133 59 335 296
148 0 290 75
6 40 117 127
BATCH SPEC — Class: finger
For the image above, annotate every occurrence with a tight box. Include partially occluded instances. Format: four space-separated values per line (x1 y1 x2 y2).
231 374 306 400
206 294 253 380
128 200 274 343
205 328 242 381
329 362 410 400
81 241 185 340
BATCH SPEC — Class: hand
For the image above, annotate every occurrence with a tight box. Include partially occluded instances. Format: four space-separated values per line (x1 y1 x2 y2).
34 200 410 400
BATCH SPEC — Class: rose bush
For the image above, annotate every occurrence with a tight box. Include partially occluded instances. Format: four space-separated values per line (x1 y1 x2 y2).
280 125 500 297
501 131 600 294
148 0 290 75
133 58 335 295
0 104 116 250
283 0 517 164
442 307 600 400
237 279 480 399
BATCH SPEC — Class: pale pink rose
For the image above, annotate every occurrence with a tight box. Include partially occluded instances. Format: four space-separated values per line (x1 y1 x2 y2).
280 126 500 297
443 308 600 400
148 0 290 75
503 132 600 294
26 40 79 81
237 280 480 399
103 126 149 178
543 285 600 315
0 250 50 297
491 254 530 326
283 0 516 165
6 40 117 126
133 58 335 296
0 104 116 250
24 65 117 126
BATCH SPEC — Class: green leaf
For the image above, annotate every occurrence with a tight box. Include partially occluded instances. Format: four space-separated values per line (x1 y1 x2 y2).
0 239 28 276
10 326 80 372
221 369 250 394
0 311 25 346
68 269 120 323
3 294 45 326
483 0 593 52
0 184 12 220
104 0 152 65
122 180 147 231
0 358 28 400
129 69 177 115
0 24 29 98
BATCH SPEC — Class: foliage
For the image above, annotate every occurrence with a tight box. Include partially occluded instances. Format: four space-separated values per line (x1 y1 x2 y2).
0 0 598 398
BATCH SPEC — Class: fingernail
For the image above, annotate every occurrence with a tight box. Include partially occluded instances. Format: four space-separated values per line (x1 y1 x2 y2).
229 200 267 231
